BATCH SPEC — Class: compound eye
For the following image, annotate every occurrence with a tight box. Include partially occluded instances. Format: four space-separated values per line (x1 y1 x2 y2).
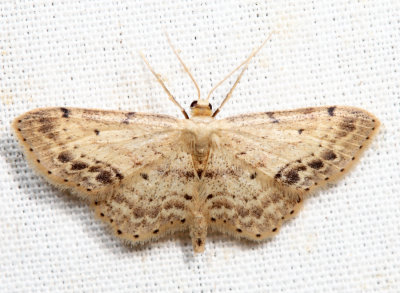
190 100 198 108
208 103 212 110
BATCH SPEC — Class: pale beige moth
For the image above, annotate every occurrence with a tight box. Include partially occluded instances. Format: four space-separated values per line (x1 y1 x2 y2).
12 34 379 252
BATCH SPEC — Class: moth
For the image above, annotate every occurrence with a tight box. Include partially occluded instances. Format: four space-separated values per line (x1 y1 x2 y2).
13 33 379 252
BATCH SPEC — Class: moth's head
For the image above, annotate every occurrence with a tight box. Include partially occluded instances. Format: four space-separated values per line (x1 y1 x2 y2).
190 99 212 117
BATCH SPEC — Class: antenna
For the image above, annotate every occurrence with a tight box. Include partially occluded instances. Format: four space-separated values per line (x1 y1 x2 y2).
210 31 275 117
164 31 201 100
140 52 189 119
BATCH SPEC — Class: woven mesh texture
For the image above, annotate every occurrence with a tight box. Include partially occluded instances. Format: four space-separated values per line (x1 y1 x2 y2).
1 1 399 292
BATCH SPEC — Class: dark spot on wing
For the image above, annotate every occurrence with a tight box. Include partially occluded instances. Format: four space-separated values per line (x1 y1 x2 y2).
321 150 337 160
140 173 148 180
60 107 69 118
295 165 307 171
38 123 54 134
251 206 263 219
197 169 203 178
204 171 215 178
184 194 192 200
212 199 233 210
207 194 213 200
298 129 304 134
122 112 136 124
237 206 250 218
283 169 300 185
71 161 88 170
181 171 195 179
265 112 279 123
250 172 257 179
46 133 57 140
94 129 100 135
133 207 145 218
340 119 356 132
327 106 336 116
196 238 202 246
88 166 102 172
164 200 185 210
58 151 73 163
115 172 124 180
308 159 324 170
96 171 113 184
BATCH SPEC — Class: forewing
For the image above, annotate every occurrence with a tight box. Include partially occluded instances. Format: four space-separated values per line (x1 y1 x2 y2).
13 107 180 199
214 106 379 192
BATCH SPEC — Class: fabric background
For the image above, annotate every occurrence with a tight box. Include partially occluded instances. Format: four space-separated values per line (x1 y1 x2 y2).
1 1 399 292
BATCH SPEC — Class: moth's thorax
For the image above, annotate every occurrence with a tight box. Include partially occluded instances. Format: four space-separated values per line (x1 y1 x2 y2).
181 116 215 163
187 116 215 143
189 115 215 125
